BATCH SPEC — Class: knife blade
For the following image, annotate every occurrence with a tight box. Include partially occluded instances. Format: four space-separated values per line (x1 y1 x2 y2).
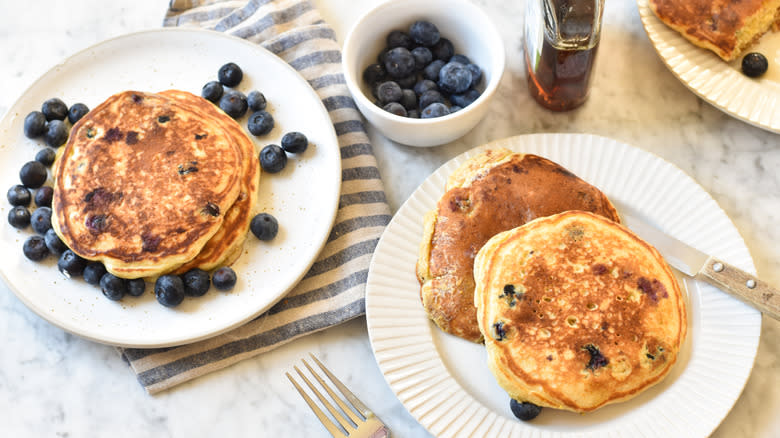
619 207 779 320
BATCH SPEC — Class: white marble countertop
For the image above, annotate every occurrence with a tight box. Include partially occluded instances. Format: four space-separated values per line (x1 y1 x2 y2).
1 1 778 437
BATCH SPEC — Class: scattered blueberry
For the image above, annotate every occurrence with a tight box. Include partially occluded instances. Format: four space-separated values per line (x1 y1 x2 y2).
250 213 279 241
363 63 387 86
409 20 440 47
7 184 31 206
411 47 433 71
202 81 224 103
22 235 48 261
57 249 87 278
83 262 108 285
247 90 267 112
41 98 68 121
423 59 446 81
19 161 47 189
127 278 146 297
419 90 445 110
510 399 542 421
218 62 243 87
35 148 57 167
35 186 53 208
100 273 127 301
399 89 417 110
413 79 438 96
386 30 413 49
67 103 89 124
384 47 416 78
438 62 472 94
450 88 482 108
421 102 450 118
44 228 68 255
376 81 403 104
281 131 308 154
742 52 768 78
182 268 210 297
218 90 248 119
259 144 287 173
431 38 455 61
212 266 237 291
155 274 185 308
30 206 52 235
383 102 407 117
247 110 275 136
8 206 31 229
23 111 47 139
44 120 69 148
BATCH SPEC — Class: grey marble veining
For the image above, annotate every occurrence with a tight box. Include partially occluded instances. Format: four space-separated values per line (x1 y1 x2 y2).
0 0 778 437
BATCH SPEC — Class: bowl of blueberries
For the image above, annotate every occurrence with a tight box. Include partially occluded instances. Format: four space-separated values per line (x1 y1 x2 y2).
342 0 505 147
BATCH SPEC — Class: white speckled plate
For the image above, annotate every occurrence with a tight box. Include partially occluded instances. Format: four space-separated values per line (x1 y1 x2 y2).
365 134 761 437
0 29 341 348
638 0 780 133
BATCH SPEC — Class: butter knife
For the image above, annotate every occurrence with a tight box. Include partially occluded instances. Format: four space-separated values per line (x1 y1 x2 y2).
619 209 780 320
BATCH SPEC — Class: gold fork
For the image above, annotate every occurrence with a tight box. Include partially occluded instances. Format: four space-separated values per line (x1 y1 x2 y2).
287 354 390 438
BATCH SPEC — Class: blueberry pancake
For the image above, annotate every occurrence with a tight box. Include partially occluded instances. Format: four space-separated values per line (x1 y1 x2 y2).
416 148 620 342
52 90 244 279
474 211 687 413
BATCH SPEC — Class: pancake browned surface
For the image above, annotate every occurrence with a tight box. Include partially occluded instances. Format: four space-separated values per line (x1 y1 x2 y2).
474 211 687 413
416 148 620 342
649 0 780 61
52 90 244 279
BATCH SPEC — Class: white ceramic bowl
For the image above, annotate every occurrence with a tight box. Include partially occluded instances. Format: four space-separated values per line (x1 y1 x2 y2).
342 0 505 147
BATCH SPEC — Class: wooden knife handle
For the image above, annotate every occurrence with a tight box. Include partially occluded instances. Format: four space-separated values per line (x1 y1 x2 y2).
700 256 780 320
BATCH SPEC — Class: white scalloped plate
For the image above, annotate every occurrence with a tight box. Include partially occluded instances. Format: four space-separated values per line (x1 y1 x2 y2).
365 134 761 437
638 0 780 133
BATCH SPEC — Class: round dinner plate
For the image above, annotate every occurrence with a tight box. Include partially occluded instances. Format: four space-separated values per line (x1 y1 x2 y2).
365 134 761 437
637 0 780 134
0 28 341 348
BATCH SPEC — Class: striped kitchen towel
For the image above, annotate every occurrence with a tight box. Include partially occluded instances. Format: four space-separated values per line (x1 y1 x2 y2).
119 0 391 394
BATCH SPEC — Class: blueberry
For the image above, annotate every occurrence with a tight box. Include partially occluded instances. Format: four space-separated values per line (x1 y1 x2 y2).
396 75 417 89
411 47 433 70
100 273 127 301
399 89 417 110
438 62 472 94
7 184 31 206
450 88 482 108
23 111 47 138
212 266 237 291
67 103 89 124
450 105 462 113
22 235 48 261
423 59 446 81
466 63 483 88
202 81 224 103
45 120 69 148
44 228 68 255
384 47 416 79
126 278 146 297
182 268 210 297
218 62 243 87
259 144 287 173
19 161 47 189
510 399 542 421
83 262 107 285
386 30 413 49
742 52 768 78
409 20 440 47
431 38 455 61
247 90 267 112
377 47 390 65
247 110 275 136
8 206 31 229
35 148 57 167
383 102 407 117
218 90 248 119
31 206 52 235
421 102 450 119
41 98 68 121
419 90 446 110
413 79 438 96
450 54 471 65
376 81 403 104
281 131 308 154
250 213 279 241
35 186 53 208
362 63 387 86
155 274 185 308
57 249 87 278
407 109 420 118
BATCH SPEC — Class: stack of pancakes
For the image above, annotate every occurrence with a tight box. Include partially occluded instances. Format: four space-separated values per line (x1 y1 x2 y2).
51 90 260 279
416 148 687 413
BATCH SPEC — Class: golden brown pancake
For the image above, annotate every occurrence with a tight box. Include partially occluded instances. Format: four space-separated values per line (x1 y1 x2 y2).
649 0 780 61
416 148 620 342
52 90 244 278
474 211 687 413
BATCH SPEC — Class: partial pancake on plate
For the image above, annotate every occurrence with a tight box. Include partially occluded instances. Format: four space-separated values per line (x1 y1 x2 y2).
649 0 780 61
416 148 620 342
474 211 687 413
